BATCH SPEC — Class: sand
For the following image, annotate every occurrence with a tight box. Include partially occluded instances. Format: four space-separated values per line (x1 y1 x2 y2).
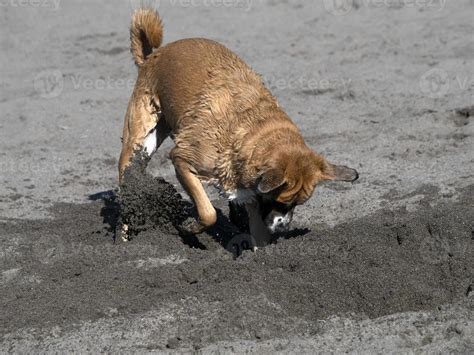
0 0 473 353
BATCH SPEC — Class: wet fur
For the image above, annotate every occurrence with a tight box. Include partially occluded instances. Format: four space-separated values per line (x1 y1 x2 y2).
119 9 358 238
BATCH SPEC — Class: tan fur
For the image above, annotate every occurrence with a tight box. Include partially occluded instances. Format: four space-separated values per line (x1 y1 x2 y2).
119 9 358 234
130 8 163 66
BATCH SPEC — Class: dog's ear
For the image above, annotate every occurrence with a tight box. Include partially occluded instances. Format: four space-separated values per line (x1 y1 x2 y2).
258 168 286 194
323 163 359 182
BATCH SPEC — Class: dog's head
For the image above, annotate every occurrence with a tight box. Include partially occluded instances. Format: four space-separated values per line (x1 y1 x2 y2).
257 147 358 233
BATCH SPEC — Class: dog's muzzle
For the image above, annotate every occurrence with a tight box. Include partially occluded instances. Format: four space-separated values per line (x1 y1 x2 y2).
264 210 293 233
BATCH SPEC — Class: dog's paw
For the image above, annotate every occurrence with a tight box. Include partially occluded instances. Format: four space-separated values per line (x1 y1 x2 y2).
176 217 205 235
225 233 257 257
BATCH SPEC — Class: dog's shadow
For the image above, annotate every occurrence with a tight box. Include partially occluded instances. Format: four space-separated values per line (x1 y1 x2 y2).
89 190 310 256
88 190 120 241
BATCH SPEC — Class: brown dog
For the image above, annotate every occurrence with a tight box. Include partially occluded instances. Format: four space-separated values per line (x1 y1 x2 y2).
119 9 358 246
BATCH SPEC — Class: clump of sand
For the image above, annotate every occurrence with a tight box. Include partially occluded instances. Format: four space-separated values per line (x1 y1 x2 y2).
118 151 190 236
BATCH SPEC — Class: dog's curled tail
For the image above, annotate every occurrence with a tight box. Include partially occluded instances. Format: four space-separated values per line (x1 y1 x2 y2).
130 8 163 66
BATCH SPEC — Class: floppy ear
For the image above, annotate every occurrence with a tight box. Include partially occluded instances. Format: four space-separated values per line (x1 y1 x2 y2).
323 163 359 182
258 168 286 194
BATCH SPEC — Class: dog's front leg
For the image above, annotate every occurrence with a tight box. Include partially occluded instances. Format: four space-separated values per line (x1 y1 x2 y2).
246 201 272 248
172 154 217 235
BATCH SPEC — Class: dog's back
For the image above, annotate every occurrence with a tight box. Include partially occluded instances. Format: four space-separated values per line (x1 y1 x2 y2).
135 28 291 188
148 39 269 130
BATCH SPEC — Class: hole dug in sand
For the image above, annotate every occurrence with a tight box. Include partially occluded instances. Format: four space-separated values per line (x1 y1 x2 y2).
117 151 305 255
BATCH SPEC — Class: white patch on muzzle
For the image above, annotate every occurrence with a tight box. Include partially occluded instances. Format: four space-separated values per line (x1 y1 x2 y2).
267 212 292 233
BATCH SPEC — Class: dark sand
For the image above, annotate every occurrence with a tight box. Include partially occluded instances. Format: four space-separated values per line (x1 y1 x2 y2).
118 151 190 236
1 184 472 351
1 0 473 352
